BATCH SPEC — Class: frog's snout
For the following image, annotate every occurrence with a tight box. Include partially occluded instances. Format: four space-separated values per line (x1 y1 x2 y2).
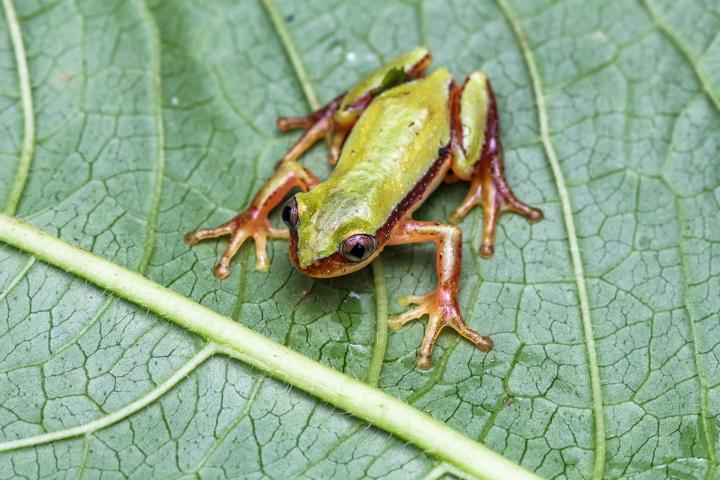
288 228 369 279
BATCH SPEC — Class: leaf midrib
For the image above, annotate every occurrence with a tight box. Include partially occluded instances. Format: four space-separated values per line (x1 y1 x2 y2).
0 213 543 480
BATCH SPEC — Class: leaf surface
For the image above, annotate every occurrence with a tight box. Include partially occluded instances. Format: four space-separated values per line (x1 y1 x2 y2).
0 0 718 478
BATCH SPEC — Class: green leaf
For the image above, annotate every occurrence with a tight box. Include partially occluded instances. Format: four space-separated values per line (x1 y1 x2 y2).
0 0 718 479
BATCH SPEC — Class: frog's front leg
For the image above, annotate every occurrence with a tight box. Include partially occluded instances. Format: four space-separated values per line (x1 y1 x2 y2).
187 94 344 277
388 220 493 369
186 160 318 278
449 72 543 256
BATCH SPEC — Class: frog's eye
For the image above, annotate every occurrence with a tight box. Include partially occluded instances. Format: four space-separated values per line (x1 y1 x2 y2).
340 234 376 262
281 196 298 228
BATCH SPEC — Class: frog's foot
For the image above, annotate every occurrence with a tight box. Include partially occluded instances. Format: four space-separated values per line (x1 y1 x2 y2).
449 172 543 257
389 288 493 369
186 208 288 278
186 160 317 278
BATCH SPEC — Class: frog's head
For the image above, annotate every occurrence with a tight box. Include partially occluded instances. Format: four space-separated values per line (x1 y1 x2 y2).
281 188 381 278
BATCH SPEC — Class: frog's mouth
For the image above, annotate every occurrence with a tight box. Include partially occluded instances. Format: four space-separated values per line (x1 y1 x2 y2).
288 227 372 278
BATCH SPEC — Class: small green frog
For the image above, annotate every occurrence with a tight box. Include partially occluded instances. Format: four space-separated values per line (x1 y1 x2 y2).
186 48 542 368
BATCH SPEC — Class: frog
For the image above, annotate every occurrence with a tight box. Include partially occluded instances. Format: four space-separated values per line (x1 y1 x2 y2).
186 47 543 368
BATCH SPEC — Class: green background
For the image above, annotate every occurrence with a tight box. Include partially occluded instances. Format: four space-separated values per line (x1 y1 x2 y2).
0 0 719 478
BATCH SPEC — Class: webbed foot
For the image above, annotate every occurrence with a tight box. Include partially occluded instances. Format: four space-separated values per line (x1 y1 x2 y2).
449 173 543 257
186 161 317 278
389 288 493 369
186 208 288 278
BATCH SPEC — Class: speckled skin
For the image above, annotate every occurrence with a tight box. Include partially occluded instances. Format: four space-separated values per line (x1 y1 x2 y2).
186 48 543 368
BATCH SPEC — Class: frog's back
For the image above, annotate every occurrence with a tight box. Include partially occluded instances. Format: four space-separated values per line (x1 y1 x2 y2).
294 69 453 264
320 68 452 228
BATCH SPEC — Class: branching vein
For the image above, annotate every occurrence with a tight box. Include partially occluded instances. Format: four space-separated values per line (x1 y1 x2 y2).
0 343 217 453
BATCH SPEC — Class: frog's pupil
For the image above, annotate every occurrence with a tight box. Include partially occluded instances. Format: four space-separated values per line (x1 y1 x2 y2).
350 243 365 259
282 205 290 223
340 234 375 262
282 202 294 226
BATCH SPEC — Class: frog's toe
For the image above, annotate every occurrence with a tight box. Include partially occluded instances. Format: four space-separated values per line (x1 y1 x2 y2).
415 309 493 369
448 182 482 225
504 194 544 222
391 288 493 368
253 233 270 271
185 222 234 245
415 350 434 369
477 185 543 258
389 302 429 330
212 229 252 279
450 173 543 257
188 209 287 278
276 115 312 131
398 294 426 307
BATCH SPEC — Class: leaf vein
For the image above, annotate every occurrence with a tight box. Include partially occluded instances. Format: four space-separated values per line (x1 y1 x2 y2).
673 196 717 479
496 0 606 478
0 343 216 453
1 0 36 216
135 0 167 273
641 0 720 114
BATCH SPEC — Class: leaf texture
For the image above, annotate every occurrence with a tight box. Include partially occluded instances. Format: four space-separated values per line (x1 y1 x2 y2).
0 0 718 478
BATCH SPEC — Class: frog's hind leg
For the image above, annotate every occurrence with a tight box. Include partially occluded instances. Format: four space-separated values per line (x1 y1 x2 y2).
448 72 543 257
276 94 347 165
388 220 493 369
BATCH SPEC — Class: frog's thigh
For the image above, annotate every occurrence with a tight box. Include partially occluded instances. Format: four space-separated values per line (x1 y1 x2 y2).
451 71 490 179
335 47 432 127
